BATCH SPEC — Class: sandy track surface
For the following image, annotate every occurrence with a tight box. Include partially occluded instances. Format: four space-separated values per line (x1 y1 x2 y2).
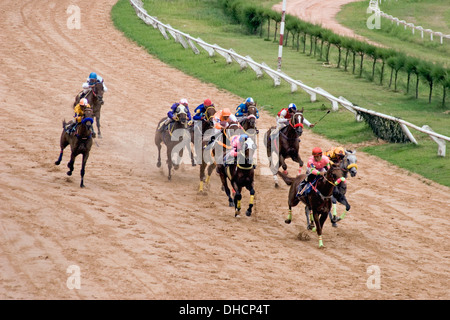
272 0 377 44
0 0 449 300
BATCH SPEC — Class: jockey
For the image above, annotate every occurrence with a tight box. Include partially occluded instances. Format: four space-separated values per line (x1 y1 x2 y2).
299 147 331 196
208 108 238 144
67 98 96 137
81 72 108 96
272 103 314 137
325 146 346 164
159 98 192 130
235 97 260 120
224 134 248 165
193 99 213 121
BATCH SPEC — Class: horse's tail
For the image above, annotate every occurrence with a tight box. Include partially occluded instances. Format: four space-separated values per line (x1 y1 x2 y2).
276 170 295 186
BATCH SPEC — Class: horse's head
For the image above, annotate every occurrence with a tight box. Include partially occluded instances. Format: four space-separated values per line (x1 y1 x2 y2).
92 81 105 105
325 164 346 192
290 110 304 137
76 117 94 139
344 150 358 177
204 105 216 126
175 105 188 127
238 136 257 166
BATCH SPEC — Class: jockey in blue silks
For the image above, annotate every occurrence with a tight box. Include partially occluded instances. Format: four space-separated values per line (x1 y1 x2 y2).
159 98 192 130
235 97 260 120
193 99 213 121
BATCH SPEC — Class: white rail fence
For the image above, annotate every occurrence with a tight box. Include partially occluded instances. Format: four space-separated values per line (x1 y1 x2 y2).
368 0 450 44
130 0 449 156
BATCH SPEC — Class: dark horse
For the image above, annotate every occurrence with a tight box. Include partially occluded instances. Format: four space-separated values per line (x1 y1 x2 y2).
155 105 194 180
55 109 94 188
238 105 258 136
216 136 257 217
74 81 105 138
191 105 217 193
329 149 358 227
277 164 346 248
264 109 305 188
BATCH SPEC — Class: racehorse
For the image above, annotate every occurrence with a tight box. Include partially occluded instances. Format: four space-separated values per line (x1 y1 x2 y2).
216 136 257 217
74 81 105 138
155 105 194 180
329 149 358 227
238 105 258 137
277 164 346 248
55 108 94 188
264 109 305 188
191 105 217 193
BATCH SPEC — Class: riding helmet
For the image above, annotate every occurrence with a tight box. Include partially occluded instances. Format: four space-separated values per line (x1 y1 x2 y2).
288 103 297 112
180 98 189 106
245 97 254 105
312 147 323 156
89 72 97 80
204 99 212 107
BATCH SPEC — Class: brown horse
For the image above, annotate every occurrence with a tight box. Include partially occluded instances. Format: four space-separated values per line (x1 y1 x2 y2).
55 109 94 188
264 109 305 188
155 105 194 180
238 105 259 136
277 164 346 248
191 105 217 193
74 81 105 138
216 136 257 216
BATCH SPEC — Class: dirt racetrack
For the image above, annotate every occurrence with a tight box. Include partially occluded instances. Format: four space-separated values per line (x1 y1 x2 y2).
0 0 449 300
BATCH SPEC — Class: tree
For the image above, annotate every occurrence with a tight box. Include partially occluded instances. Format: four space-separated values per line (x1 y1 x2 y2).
432 66 448 107
404 57 419 95
418 61 434 103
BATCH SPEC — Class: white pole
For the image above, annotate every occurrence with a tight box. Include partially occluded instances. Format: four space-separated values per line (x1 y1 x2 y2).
277 0 287 71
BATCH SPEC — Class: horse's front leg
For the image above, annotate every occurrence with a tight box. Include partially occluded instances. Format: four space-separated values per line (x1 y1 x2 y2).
314 210 328 248
80 152 90 188
205 163 216 190
66 151 77 176
245 185 255 217
305 206 315 230
233 186 243 217
167 147 173 180
198 161 209 193
95 114 102 138
291 152 304 175
218 169 233 207
55 149 64 166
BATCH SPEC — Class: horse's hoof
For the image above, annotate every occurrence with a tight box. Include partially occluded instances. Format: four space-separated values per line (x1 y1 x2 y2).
228 201 234 207
80 184 85 188
274 183 279 189
235 212 240 218
157 162 161 168
168 176 172 181
285 219 291 224
67 171 72 176
192 163 197 167
55 161 60 165
331 222 338 228
97 133 102 139
246 210 251 217
174 165 179 170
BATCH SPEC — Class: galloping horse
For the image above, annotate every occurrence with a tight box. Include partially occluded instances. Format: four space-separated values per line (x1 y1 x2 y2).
264 109 305 188
55 108 94 188
191 105 217 193
74 81 105 138
216 136 257 217
277 164 346 248
238 105 258 137
329 149 358 227
155 105 194 180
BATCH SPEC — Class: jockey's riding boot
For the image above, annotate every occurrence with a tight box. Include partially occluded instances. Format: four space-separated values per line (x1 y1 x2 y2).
159 118 171 131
